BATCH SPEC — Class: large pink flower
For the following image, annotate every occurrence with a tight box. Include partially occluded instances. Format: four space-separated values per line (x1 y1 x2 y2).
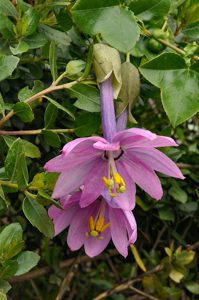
45 128 184 211
48 192 137 257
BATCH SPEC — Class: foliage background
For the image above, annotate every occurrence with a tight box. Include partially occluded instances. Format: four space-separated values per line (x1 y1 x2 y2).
0 0 199 299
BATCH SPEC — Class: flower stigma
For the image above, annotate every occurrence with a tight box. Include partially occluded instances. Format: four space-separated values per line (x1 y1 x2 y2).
102 152 126 197
85 209 110 240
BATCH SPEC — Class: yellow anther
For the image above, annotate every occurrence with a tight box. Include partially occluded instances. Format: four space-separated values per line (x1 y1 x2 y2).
88 216 95 231
107 179 114 186
101 222 111 232
102 177 108 184
119 186 126 193
113 172 122 184
90 230 99 237
96 215 104 231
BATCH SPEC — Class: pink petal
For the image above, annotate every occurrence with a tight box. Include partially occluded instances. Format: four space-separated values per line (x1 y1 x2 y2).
127 148 184 179
111 161 136 210
62 136 107 155
80 159 108 208
113 128 178 149
45 141 101 173
84 203 111 257
93 141 120 151
67 204 96 251
84 229 111 257
124 155 163 200
52 159 98 198
109 208 129 257
123 210 137 244
50 204 79 236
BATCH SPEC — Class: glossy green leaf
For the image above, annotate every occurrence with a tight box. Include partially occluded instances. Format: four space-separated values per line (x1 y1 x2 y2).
71 84 100 112
66 60 86 76
0 55 19 82
44 103 58 129
0 223 23 263
22 8 40 37
49 42 57 82
22 196 54 238
0 0 17 18
24 32 47 49
44 96 75 120
39 24 71 46
169 185 188 203
140 53 199 127
15 251 40 276
5 138 29 189
75 112 100 137
158 207 175 221
130 0 171 22
0 280 11 294
42 130 61 148
185 282 199 295
22 140 41 158
183 21 199 40
13 102 34 123
72 1 140 52
10 41 29 55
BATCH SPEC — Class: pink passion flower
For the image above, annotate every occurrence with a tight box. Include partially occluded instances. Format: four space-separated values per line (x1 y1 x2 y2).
44 128 185 211
48 191 137 257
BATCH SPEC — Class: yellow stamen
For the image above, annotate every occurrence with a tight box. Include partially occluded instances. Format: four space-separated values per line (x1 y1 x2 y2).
96 215 104 231
113 172 122 184
101 222 111 232
88 216 95 231
86 211 110 239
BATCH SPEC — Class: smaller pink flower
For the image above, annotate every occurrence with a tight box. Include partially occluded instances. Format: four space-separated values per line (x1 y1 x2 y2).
49 192 137 258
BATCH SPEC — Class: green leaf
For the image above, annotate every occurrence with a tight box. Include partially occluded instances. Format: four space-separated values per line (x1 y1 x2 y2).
66 60 86 76
49 42 57 82
24 32 47 49
5 138 29 189
183 21 199 40
71 84 100 112
0 186 8 211
169 185 188 203
0 280 11 293
0 223 23 263
15 251 40 276
44 103 58 129
29 172 58 191
158 207 175 221
0 291 7 300
39 24 71 46
22 7 40 37
22 140 41 158
116 62 140 123
13 102 34 122
0 0 18 19
75 112 100 137
22 196 54 238
44 96 75 119
139 53 199 127
10 41 29 55
0 260 18 279
185 282 199 295
42 130 61 148
0 55 20 82
169 268 184 283
72 1 140 52
130 0 171 22
37 191 63 209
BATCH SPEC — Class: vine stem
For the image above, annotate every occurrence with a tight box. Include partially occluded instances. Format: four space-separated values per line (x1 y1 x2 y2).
0 180 18 189
0 80 96 129
0 128 75 135
143 28 199 60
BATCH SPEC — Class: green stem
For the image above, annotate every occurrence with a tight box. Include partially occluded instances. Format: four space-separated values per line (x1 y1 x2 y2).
126 52 130 62
0 180 18 189
0 128 75 136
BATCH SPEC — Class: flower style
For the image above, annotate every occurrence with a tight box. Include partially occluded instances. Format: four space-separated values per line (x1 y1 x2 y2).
48 191 137 257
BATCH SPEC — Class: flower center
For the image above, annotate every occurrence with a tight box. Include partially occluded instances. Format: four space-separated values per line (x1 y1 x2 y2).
85 207 110 240
102 152 126 197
